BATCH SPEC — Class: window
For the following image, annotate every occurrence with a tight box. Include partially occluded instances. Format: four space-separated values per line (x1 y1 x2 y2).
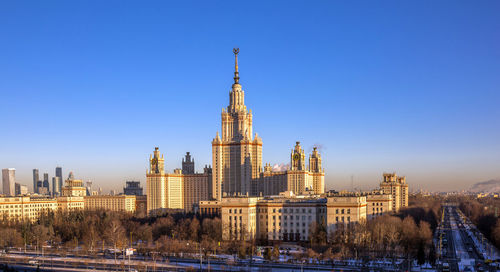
229 209 232 213
336 209 339 214
347 209 350 214
341 209 344 214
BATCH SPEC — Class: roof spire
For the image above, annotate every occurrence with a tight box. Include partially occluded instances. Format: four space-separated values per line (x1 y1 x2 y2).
233 48 240 84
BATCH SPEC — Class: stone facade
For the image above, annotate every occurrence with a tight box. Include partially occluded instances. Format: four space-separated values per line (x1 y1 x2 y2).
380 172 408 212
84 195 136 212
61 173 86 197
218 190 396 241
366 193 393 220
212 50 324 200
2 168 15 197
146 148 212 214
326 194 367 234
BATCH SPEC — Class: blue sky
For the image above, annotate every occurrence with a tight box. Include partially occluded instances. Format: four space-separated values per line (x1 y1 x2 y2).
1 1 499 192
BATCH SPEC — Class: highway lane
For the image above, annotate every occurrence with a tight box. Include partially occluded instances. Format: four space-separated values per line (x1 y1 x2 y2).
438 204 497 272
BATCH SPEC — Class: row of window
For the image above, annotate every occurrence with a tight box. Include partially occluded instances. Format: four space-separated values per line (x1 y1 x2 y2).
335 216 351 222
335 208 351 214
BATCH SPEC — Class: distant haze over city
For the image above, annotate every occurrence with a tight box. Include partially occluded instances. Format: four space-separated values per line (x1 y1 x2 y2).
1 1 499 193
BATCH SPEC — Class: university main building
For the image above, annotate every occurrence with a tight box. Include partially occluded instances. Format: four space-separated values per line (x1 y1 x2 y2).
145 49 408 241
147 49 325 213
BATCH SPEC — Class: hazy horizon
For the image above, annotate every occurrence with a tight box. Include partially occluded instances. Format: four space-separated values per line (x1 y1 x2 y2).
1 1 499 193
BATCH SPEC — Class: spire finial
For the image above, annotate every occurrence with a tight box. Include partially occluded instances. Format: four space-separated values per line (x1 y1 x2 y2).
233 48 240 84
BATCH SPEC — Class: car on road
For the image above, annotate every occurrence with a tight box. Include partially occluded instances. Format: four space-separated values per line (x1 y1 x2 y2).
442 262 450 272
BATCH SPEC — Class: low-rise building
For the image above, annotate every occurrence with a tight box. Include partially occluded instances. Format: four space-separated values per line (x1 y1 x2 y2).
198 200 221 216
0 196 58 221
84 195 136 212
256 193 326 242
57 196 84 211
366 192 392 220
326 193 367 233
221 196 258 240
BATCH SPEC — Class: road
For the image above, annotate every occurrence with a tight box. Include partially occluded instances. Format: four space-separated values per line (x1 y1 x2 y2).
0 252 402 272
437 204 497 272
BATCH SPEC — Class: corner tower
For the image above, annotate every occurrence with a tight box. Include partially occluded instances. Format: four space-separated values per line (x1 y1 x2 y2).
146 147 166 213
212 48 263 200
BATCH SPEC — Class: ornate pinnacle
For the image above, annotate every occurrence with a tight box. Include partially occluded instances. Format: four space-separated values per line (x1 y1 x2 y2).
233 48 239 84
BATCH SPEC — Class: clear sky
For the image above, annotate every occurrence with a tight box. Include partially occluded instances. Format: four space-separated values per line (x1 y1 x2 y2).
1 1 499 193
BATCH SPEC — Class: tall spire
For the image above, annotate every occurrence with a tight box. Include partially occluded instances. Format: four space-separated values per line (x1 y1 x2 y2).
233 48 240 84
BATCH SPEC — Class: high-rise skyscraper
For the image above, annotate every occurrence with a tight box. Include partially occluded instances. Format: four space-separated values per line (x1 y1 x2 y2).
33 169 39 193
212 48 263 200
43 173 50 195
55 166 62 187
2 168 16 196
52 176 61 196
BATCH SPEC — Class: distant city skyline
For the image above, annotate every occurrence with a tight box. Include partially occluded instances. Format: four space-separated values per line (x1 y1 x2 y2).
1 1 499 193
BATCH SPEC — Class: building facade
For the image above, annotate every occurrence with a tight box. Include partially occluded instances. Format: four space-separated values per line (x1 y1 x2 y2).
57 196 84 211
211 50 324 201
218 190 397 241
2 168 15 196
124 181 143 196
84 195 136 212
326 194 367 234
15 183 28 196
221 196 259 240
146 148 212 214
0 196 58 221
0 196 86 221
52 177 62 197
182 152 195 174
212 49 263 200
366 193 393 220
42 173 50 195
33 169 39 194
380 172 409 212
61 173 87 197
55 167 63 189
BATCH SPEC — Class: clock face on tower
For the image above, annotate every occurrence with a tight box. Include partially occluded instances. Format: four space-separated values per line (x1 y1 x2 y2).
293 153 300 161
152 158 158 165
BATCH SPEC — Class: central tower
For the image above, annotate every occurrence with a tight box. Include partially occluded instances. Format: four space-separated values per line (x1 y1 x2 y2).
212 49 263 200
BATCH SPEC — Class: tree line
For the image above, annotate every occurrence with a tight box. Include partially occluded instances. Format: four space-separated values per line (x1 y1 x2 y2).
459 198 500 249
0 197 440 263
